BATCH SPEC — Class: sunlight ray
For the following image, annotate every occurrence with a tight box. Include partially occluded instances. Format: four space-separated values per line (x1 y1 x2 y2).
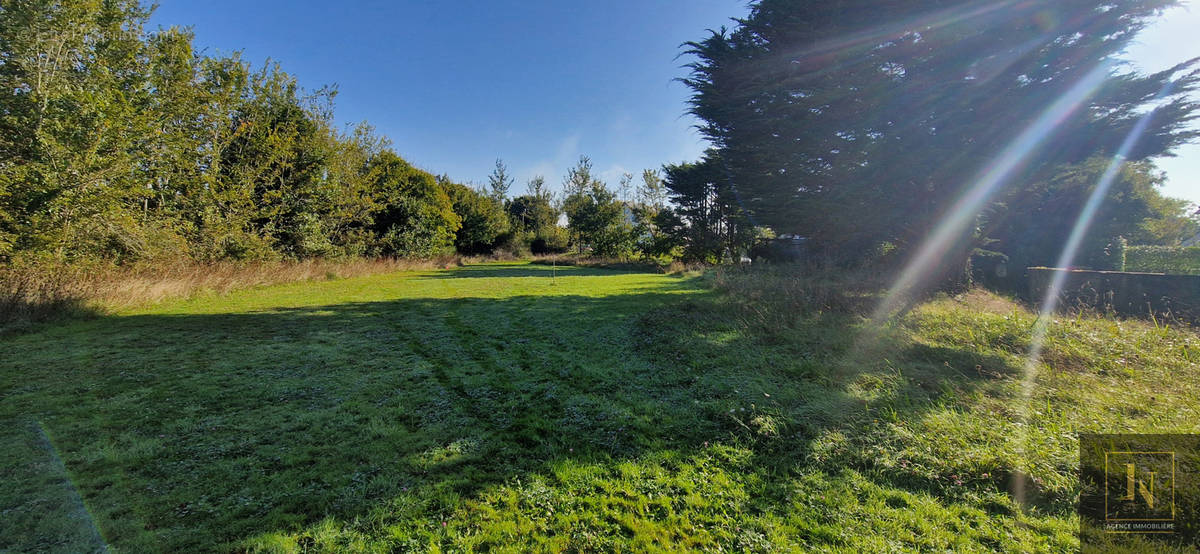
1010 78 1178 505
33 421 109 552
870 61 1115 324
773 0 1025 69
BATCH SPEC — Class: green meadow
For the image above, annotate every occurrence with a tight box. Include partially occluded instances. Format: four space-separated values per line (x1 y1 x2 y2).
3 262 1199 552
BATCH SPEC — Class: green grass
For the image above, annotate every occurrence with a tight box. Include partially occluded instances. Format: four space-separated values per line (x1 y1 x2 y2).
2 261 1199 551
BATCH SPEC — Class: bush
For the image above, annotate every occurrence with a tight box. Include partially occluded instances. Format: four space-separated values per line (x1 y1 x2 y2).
530 227 569 254
1125 245 1200 275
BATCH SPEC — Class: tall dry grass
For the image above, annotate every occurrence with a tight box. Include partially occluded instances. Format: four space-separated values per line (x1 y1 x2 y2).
529 254 688 273
0 256 465 332
703 264 893 338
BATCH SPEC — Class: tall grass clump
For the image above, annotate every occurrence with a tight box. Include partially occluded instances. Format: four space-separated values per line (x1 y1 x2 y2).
705 263 890 329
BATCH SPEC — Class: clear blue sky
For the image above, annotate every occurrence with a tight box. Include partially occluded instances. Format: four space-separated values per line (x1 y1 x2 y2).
150 1 1199 204
150 0 745 193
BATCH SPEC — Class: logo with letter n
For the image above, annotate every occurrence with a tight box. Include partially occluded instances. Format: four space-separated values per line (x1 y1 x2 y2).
1105 450 1176 531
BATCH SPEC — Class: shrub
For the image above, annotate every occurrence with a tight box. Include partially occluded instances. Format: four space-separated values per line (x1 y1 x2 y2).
1125 245 1200 275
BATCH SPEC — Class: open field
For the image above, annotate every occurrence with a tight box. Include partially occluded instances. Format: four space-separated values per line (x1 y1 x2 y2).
3 262 1200 552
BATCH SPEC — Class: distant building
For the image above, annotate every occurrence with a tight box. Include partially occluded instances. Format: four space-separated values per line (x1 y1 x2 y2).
1183 231 1200 247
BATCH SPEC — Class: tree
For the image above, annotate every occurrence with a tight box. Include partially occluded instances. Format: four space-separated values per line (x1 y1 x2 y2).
661 151 755 262
487 158 513 201
562 155 595 197
562 166 633 257
682 0 1200 272
444 180 510 254
618 172 634 203
0 0 492 265
0 0 155 261
1137 196 1199 246
507 175 566 253
638 169 667 211
981 157 1197 278
526 175 549 199
367 150 459 257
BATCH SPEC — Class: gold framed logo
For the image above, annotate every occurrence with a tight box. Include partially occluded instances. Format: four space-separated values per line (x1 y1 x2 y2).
1104 450 1176 533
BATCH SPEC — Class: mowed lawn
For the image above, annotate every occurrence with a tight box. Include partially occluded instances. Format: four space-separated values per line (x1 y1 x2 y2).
3 262 1199 552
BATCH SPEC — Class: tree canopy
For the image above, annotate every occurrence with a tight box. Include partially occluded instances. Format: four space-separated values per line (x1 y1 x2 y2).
0 1 532 263
681 0 1200 272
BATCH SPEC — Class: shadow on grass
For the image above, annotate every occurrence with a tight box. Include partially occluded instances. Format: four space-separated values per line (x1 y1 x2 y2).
0 277 1047 551
0 294 102 336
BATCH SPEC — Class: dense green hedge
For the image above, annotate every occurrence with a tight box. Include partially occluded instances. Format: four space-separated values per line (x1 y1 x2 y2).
1125 245 1200 275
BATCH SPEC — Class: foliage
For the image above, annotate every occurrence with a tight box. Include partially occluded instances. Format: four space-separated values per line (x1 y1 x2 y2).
0 2 500 264
487 158 513 201
637 168 667 210
1135 192 1200 246
444 181 510 254
1111 235 1129 271
0 0 155 261
508 177 567 255
680 0 1200 272
661 151 756 262
982 158 1181 280
506 193 561 255
561 157 636 257
367 151 459 257
1126 244 1200 274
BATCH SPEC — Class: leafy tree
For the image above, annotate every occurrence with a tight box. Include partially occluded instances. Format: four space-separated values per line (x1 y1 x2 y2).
367 150 459 257
509 176 566 253
982 157 1196 277
508 175 566 253
444 180 510 254
0 1 494 265
618 172 634 203
0 0 155 261
562 155 596 198
682 0 1200 272
525 175 549 199
1135 192 1199 246
638 169 667 211
562 169 633 257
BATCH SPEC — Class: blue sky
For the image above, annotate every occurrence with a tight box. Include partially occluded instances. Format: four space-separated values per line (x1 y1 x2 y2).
150 1 1199 204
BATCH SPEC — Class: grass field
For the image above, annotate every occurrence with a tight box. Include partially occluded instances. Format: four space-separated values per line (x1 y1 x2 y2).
3 261 1199 552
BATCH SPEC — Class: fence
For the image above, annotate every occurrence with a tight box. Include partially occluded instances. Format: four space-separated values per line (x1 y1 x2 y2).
1027 267 1200 320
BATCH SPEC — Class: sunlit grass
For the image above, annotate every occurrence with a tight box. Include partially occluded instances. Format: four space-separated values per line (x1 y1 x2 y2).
2 262 1198 551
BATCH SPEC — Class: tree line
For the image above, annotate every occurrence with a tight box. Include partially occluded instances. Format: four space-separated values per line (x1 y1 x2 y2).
0 2 683 266
4 1 1199 275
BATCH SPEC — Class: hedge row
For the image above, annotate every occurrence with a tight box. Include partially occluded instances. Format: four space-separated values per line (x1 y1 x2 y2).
1125 245 1200 275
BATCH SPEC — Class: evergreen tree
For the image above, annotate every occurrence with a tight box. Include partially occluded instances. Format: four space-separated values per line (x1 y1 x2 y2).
487 158 513 201
682 0 1200 270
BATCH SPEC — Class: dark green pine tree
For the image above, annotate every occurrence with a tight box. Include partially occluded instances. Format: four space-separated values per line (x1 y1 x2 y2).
682 0 1200 269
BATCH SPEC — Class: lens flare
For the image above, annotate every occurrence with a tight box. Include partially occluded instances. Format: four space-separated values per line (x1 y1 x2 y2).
1010 79 1178 505
776 0 1025 69
870 61 1115 324
31 421 109 550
